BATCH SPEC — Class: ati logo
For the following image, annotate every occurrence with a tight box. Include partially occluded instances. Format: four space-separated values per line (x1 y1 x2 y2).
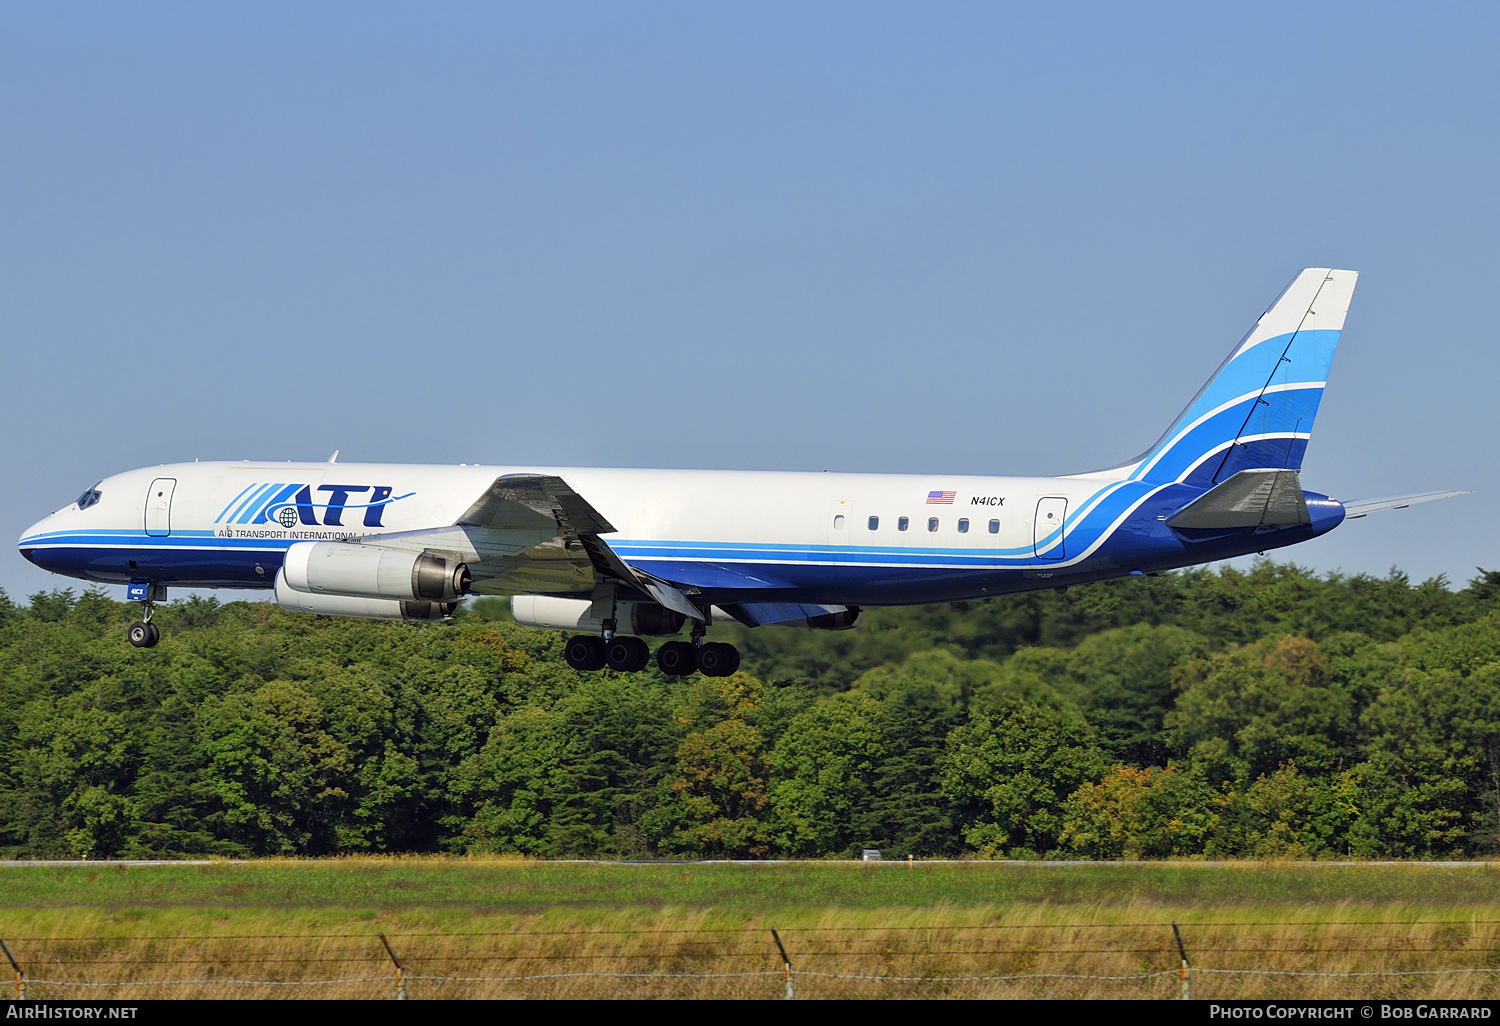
215 483 415 528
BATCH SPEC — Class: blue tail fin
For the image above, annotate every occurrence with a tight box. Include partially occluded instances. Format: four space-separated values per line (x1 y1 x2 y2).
1127 268 1357 487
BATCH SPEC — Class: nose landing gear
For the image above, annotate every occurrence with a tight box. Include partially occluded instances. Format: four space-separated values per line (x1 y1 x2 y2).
126 583 166 648
127 620 160 648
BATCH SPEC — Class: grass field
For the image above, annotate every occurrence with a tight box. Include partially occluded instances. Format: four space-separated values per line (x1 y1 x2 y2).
4 859 1500 999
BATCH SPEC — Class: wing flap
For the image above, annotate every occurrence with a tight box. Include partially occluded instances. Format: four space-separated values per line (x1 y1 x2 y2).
635 561 792 591
721 602 860 629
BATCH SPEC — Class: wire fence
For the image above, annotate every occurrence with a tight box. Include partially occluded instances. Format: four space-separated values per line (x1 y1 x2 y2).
5 920 1500 1000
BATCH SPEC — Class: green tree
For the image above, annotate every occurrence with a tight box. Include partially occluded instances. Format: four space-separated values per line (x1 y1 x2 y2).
1167 636 1357 783
196 682 355 854
942 702 1105 857
769 691 888 856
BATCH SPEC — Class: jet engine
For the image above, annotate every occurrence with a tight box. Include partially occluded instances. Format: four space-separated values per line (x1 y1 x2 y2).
282 541 471 602
274 569 455 621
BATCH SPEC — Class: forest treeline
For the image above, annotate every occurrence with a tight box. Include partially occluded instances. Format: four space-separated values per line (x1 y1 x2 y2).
4 561 1500 860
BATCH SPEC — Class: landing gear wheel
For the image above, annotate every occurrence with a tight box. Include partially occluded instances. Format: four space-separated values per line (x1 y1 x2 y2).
696 642 740 677
128 622 160 648
655 641 698 676
564 635 607 671
606 636 651 672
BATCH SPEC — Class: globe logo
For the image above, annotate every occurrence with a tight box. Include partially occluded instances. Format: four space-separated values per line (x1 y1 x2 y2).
276 506 298 528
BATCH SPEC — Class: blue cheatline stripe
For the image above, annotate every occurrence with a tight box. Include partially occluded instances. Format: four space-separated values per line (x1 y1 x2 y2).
21 480 1174 574
251 483 302 525
234 483 284 525
20 535 297 551
19 529 219 542
215 483 258 523
625 483 1160 571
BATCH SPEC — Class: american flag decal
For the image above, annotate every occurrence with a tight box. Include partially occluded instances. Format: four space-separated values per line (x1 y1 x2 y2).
926 490 957 505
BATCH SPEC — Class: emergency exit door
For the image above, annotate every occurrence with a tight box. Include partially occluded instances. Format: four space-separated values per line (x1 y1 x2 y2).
145 478 177 537
1034 497 1067 560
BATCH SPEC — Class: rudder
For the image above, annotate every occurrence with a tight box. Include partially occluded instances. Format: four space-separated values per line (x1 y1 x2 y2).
1130 268 1357 487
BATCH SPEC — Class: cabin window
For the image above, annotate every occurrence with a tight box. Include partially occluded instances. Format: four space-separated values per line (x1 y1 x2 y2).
898 516 909 532
989 519 1000 534
833 515 845 529
76 484 102 510
927 517 939 532
958 518 969 533
868 516 879 531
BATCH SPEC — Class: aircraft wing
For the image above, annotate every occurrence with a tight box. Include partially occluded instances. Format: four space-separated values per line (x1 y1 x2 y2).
352 474 618 596
358 473 721 617
456 474 617 536
1341 490 1472 519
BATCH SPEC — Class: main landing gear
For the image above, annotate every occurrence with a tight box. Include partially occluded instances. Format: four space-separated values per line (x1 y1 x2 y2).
127 583 166 648
564 634 741 677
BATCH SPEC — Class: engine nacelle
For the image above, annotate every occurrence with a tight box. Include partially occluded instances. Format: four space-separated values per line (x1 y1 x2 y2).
510 595 688 636
282 541 471 602
274 569 455 621
807 606 862 630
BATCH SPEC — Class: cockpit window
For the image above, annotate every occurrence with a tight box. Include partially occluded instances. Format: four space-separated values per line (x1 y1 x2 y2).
76 484 102 510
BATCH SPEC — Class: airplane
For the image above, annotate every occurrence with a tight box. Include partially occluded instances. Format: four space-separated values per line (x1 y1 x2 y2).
17 268 1468 674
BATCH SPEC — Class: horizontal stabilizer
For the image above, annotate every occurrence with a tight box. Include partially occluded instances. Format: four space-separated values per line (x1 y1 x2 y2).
1342 490 1472 520
1166 468 1310 529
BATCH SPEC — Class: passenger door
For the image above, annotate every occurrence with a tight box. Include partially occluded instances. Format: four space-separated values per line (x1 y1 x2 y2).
145 478 177 537
1034 496 1067 560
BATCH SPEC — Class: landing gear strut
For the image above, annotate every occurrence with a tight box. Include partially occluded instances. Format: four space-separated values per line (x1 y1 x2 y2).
127 583 165 648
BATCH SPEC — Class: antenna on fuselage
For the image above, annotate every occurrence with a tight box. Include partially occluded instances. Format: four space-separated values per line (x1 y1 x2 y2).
327 450 340 464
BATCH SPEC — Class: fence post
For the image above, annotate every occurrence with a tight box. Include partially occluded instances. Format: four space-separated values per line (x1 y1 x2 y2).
770 928 795 1000
378 932 407 1000
0 936 24 1000
1171 921 1190 1000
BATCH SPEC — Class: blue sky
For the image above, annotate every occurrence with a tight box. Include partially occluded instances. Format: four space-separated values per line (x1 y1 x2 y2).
2 2 1495 599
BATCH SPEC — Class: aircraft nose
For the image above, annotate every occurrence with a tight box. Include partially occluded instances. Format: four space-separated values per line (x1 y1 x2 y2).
18 515 55 564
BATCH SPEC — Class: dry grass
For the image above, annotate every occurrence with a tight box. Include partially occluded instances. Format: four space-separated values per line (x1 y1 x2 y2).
4 859 1500 999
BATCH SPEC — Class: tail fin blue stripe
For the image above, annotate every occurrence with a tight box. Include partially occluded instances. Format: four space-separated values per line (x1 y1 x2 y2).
1137 383 1326 484
1109 268 1355 488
